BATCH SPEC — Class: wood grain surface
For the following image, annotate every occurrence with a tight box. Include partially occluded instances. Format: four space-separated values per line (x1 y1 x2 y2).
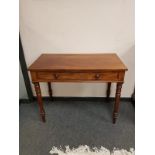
28 54 128 72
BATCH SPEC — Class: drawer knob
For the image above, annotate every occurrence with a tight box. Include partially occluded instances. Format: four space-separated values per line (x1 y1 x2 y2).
54 74 59 79
95 74 100 79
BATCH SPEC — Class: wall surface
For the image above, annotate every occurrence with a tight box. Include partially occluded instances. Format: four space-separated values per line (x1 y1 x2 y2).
20 0 134 97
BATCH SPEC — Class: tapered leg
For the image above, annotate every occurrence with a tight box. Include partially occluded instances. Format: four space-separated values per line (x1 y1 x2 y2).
113 82 123 124
106 82 111 99
47 82 53 100
33 82 46 122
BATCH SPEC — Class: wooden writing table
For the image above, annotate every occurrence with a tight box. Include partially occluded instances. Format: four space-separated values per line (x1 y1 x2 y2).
28 53 127 123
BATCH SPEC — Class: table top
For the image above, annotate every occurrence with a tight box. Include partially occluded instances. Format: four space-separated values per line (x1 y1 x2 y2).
28 53 127 72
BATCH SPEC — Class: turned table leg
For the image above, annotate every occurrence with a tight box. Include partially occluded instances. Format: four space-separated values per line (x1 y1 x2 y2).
113 82 123 124
47 82 53 100
33 82 46 122
106 82 111 99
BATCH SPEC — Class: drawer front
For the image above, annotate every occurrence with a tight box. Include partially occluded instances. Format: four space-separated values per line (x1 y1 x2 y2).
32 71 122 82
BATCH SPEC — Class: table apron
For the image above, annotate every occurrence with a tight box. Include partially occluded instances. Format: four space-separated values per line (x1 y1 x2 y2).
30 71 125 82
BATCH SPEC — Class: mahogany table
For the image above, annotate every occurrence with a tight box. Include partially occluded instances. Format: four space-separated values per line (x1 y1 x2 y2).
28 53 127 123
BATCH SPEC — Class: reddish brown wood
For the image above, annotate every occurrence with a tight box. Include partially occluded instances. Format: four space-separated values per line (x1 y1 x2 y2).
106 82 111 99
113 82 123 124
47 82 53 100
28 54 128 72
32 71 121 82
33 82 46 122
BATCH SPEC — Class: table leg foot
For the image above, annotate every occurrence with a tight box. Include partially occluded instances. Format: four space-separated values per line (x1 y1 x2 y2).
40 113 46 122
113 112 118 124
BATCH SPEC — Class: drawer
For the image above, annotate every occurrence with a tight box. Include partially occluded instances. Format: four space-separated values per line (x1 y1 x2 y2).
34 71 120 82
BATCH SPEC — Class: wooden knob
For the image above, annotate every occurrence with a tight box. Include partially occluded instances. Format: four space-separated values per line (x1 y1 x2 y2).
95 74 100 79
54 74 59 79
